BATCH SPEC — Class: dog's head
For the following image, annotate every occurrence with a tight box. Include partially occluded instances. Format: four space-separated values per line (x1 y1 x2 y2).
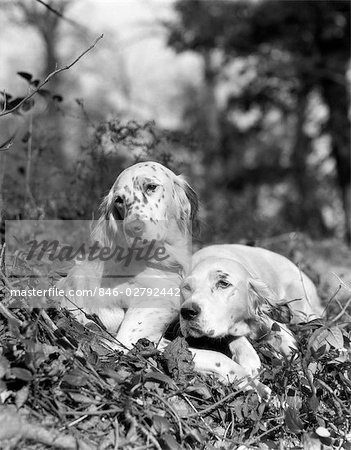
180 258 291 339
92 161 198 248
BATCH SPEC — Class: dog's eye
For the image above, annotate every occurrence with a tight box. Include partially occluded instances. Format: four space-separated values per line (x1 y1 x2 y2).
146 184 158 194
216 280 231 289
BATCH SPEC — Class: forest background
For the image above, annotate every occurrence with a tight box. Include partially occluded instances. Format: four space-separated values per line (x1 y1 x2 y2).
0 0 350 246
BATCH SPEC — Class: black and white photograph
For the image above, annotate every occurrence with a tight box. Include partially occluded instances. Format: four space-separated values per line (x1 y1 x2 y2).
0 0 350 448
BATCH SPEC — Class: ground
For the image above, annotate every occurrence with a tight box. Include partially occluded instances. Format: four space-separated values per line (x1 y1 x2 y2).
0 236 350 450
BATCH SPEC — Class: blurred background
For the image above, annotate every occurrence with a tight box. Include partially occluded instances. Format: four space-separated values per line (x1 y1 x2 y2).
0 0 350 248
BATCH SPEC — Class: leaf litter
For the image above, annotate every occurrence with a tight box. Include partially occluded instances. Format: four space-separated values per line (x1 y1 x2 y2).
0 246 350 449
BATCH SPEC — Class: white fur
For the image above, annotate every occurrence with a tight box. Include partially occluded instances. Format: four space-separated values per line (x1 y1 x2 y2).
58 162 198 348
180 244 323 373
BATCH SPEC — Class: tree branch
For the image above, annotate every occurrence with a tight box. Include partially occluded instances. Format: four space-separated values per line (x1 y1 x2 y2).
0 34 103 118
34 0 92 37
35 0 71 21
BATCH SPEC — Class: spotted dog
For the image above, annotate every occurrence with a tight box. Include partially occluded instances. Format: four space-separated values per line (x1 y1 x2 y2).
59 161 198 349
180 244 323 377
58 163 269 392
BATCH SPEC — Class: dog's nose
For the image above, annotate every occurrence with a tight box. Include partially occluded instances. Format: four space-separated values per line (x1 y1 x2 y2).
125 219 145 237
180 303 201 320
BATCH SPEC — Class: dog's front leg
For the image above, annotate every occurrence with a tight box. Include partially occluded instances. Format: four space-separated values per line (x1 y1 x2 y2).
57 259 128 332
228 336 261 376
115 299 179 349
259 317 297 357
190 348 271 401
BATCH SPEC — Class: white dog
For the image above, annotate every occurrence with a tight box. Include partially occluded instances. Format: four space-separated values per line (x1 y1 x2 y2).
59 161 198 349
179 244 323 375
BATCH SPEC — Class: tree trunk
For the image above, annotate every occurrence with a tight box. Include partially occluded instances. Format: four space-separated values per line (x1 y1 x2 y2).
320 69 351 244
0 153 6 225
291 88 327 236
201 50 220 162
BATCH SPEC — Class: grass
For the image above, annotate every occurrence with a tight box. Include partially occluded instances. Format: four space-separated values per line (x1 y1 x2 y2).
0 238 350 450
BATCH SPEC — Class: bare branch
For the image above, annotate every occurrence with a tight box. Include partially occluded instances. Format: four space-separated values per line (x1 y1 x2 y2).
34 0 92 37
329 296 351 324
0 34 103 118
35 0 71 20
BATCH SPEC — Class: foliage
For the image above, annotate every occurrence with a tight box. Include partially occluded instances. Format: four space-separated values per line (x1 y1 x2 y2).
0 116 194 225
0 71 62 114
0 71 62 152
0 241 350 449
168 0 351 242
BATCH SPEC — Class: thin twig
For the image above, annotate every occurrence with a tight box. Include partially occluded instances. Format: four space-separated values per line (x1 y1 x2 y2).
63 408 122 417
40 310 75 349
60 293 132 354
25 110 35 206
21 421 95 450
61 400 117 431
186 378 257 418
246 422 284 446
329 296 351 324
0 266 17 290
0 302 23 326
34 0 91 36
297 264 312 309
322 285 342 318
146 391 185 438
0 243 6 275
138 422 162 450
181 393 221 442
317 379 349 413
113 418 119 450
331 273 351 293
0 34 103 117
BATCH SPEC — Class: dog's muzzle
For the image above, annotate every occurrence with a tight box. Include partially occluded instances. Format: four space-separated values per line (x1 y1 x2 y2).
180 302 201 321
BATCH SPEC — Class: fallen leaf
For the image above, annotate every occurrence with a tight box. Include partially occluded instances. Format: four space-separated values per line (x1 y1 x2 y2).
158 433 182 450
144 371 175 387
62 369 88 387
315 426 330 438
9 367 33 381
153 415 171 434
15 385 30 409
284 407 304 434
325 327 344 349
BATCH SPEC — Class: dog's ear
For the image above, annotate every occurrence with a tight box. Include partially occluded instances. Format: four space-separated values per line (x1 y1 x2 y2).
91 192 121 247
248 278 292 323
247 278 279 316
174 175 199 235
